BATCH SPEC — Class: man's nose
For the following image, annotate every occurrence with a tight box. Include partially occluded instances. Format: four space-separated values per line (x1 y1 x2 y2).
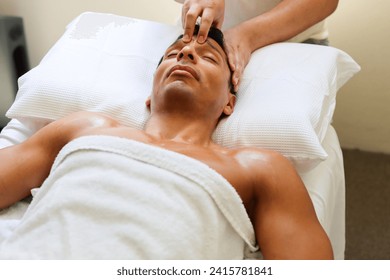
177 45 197 62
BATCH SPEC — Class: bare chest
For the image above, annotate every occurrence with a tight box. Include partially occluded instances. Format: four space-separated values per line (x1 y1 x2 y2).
83 127 255 209
144 140 254 209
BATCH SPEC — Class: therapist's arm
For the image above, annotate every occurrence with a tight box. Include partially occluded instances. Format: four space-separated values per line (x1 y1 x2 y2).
230 0 339 51
178 0 338 91
225 0 339 90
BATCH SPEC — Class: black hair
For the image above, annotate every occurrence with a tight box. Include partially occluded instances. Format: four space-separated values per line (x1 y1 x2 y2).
179 24 225 51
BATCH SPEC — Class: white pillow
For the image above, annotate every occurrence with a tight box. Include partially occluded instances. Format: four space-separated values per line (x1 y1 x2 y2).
7 12 360 171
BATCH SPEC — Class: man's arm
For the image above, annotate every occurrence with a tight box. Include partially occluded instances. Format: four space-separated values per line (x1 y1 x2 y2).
249 150 333 259
0 112 118 209
0 125 62 209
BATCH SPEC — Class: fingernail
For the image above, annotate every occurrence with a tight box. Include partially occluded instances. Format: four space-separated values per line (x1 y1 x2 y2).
183 34 190 42
234 80 239 89
198 36 205 43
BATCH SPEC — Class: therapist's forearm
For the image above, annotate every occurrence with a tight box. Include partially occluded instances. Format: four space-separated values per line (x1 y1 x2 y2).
235 0 339 51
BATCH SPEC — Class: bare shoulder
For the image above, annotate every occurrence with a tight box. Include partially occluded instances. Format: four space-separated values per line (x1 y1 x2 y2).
227 146 305 195
229 146 295 178
24 111 120 149
56 111 120 135
49 112 120 139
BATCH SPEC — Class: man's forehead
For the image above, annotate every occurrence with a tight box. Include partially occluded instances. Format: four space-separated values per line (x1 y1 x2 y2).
172 25 226 53
168 36 226 58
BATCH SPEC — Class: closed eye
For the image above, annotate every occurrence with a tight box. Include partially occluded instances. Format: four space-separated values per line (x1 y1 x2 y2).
202 54 218 63
166 52 178 58
203 56 217 63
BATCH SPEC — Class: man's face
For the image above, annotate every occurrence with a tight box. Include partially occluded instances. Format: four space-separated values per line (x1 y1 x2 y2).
149 34 233 118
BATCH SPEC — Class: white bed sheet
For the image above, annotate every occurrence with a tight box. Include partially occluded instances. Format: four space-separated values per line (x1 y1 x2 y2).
301 125 345 260
0 119 345 259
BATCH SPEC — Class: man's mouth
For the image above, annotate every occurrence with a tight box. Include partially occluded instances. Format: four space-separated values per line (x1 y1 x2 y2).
167 65 199 80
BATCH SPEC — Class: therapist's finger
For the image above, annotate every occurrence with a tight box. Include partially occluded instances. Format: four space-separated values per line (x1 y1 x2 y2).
225 45 239 92
232 68 241 93
181 2 189 27
183 6 202 42
196 8 214 43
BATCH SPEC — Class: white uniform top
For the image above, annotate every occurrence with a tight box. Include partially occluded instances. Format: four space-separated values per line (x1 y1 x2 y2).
175 0 328 42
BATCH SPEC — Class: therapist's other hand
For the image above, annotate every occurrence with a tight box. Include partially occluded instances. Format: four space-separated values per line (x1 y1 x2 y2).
224 26 252 92
181 0 225 43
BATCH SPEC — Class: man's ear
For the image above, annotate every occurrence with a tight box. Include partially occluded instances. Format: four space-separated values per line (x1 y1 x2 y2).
222 93 236 116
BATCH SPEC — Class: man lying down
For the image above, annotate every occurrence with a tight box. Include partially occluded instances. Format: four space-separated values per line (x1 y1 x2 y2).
0 26 333 260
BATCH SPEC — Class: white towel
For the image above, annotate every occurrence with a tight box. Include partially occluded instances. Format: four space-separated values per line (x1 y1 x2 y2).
0 135 257 259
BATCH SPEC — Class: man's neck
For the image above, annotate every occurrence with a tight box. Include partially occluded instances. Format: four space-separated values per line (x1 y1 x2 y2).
144 113 216 146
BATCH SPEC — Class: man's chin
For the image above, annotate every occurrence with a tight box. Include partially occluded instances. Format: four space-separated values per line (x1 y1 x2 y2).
164 79 195 92
161 81 197 100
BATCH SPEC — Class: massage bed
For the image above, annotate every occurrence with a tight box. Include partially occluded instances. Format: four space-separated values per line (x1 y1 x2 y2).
0 12 360 259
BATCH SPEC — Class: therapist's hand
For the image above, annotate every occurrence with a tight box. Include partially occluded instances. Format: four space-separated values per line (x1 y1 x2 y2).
181 0 225 43
224 26 252 92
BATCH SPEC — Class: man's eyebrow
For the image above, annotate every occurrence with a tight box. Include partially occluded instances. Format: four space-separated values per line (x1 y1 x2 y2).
166 37 225 58
165 40 182 52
